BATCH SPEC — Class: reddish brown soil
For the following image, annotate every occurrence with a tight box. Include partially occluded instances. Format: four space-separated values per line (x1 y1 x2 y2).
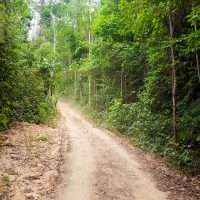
0 120 68 200
1 101 199 200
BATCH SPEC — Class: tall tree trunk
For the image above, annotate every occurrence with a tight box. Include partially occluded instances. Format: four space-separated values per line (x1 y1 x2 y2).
120 68 123 99
93 80 96 108
95 81 98 109
80 75 83 101
88 0 92 107
195 24 200 82
51 1 56 53
74 71 77 99
192 3 200 82
169 13 178 142
124 74 127 103
50 0 56 96
88 76 91 108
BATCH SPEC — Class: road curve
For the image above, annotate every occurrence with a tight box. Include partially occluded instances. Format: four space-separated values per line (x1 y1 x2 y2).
57 101 168 200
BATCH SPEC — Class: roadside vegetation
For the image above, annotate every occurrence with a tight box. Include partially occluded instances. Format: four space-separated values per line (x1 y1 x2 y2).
0 0 57 133
1 0 200 174
57 0 200 174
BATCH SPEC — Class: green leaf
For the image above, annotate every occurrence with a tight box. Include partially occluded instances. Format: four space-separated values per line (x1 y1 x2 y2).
196 135 200 142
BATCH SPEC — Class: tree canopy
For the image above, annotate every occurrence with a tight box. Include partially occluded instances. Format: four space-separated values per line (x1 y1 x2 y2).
0 0 200 173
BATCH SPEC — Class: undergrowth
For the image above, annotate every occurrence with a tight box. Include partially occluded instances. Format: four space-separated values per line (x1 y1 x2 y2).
69 98 200 175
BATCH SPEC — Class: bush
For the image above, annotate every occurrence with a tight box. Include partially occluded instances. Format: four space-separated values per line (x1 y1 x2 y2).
106 98 200 174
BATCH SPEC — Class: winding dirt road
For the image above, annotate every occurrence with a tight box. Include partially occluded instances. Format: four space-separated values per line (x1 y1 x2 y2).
57 102 168 200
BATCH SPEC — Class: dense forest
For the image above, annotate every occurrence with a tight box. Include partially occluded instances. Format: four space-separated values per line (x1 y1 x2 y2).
0 0 57 128
0 0 200 173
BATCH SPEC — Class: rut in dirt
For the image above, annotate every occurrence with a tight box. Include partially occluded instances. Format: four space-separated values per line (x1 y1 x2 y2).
56 102 168 200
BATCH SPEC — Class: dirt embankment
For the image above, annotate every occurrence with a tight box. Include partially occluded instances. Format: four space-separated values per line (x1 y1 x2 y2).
0 119 68 200
1 101 200 200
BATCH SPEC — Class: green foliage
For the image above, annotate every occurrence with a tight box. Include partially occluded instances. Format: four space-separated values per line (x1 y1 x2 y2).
57 0 200 173
0 0 58 130
31 134 49 142
38 97 58 125
0 96 10 129
107 99 127 131
187 5 200 26
41 5 51 26
106 98 200 173
7 0 197 173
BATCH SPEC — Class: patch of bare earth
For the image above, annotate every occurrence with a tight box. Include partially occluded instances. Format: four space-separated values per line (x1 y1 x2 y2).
107 133 200 200
141 152 200 200
1 101 200 200
56 102 168 200
0 119 68 200
56 101 200 200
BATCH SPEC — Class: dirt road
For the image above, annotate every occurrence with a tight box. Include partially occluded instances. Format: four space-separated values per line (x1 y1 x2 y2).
57 102 168 200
